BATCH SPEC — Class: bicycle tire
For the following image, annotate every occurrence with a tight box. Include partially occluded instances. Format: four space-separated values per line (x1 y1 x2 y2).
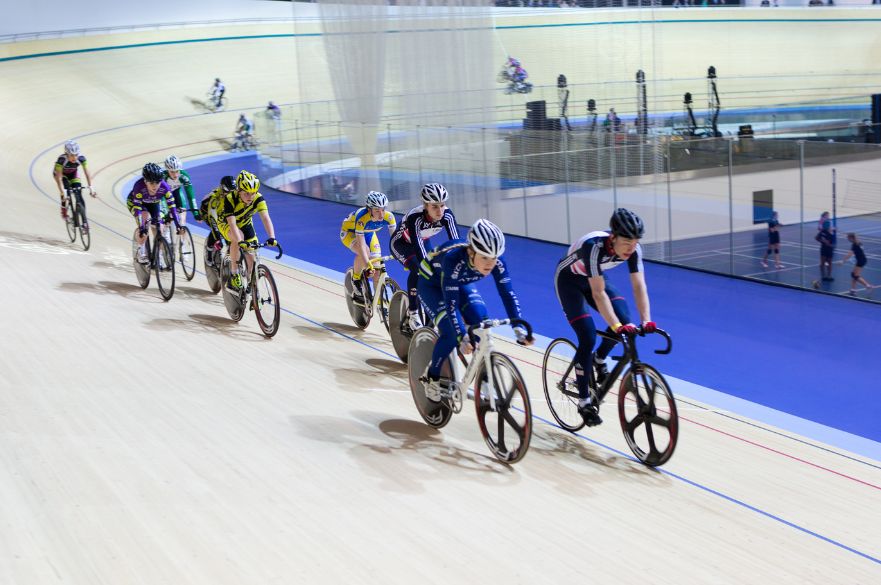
132 230 150 289
344 268 370 329
253 264 281 337
178 226 196 281
64 197 76 242
388 289 412 362
76 206 90 251
542 338 585 433
377 277 400 333
205 248 222 294
154 236 175 301
220 257 246 321
475 352 532 463
407 327 453 429
617 364 679 467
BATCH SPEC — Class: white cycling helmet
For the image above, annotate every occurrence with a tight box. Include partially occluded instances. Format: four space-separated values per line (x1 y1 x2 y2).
64 141 80 155
467 218 506 258
420 183 448 204
366 190 388 209
164 155 183 171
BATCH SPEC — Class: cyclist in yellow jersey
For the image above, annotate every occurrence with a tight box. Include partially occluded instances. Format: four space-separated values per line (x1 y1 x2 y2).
218 171 279 291
340 191 397 303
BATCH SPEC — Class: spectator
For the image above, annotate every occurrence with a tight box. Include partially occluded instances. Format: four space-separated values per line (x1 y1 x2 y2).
840 233 875 295
760 210 783 269
817 211 830 233
604 108 622 133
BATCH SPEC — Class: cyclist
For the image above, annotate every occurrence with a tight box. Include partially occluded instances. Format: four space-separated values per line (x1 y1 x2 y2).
217 171 278 292
554 208 656 427
162 155 200 225
233 114 254 151
54 140 97 226
127 162 180 264
198 175 236 266
417 219 533 402
266 101 282 121
210 78 226 110
390 183 458 331
339 191 397 304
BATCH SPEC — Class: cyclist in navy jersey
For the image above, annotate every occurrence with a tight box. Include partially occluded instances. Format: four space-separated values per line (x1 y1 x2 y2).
416 219 533 402
554 208 656 426
390 183 459 331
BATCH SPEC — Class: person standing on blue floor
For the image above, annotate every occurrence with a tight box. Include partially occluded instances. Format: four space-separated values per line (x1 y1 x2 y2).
390 183 459 332
840 233 875 295
760 210 783 269
416 219 533 402
553 208 656 427
339 191 397 304
816 219 836 282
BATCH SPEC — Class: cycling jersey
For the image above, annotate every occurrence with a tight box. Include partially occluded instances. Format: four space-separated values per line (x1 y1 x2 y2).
558 231 643 277
162 169 196 211
390 206 458 260
54 154 87 185
341 207 396 237
127 178 176 208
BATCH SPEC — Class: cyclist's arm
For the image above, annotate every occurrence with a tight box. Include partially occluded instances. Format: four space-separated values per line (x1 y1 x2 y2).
81 160 95 192
226 215 243 244
408 213 429 258
181 171 196 210
257 209 276 242
443 210 459 239
588 275 621 329
491 259 523 321
354 233 372 267
630 271 651 324
53 163 65 196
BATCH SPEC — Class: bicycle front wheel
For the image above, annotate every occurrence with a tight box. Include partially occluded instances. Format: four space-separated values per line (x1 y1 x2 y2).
378 277 400 333
65 203 77 242
475 352 532 464
618 365 679 467
178 226 196 281
132 231 150 289
407 327 453 429
76 206 90 251
253 264 281 337
154 236 175 301
542 338 585 433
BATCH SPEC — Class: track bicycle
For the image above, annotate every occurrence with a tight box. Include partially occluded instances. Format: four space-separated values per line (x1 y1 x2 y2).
220 241 283 337
408 318 534 464
130 215 176 301
344 255 401 332
541 327 678 467
205 90 228 112
62 184 93 251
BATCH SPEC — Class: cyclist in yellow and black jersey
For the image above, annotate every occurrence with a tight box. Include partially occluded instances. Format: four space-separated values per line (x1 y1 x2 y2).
218 171 278 291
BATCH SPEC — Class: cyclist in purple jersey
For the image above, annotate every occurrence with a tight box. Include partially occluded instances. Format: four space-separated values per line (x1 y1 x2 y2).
127 162 180 263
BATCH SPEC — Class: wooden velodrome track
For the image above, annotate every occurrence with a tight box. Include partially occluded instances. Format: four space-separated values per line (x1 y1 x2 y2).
2 21 880 584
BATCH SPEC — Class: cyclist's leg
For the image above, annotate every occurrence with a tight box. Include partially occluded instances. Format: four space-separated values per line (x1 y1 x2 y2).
391 238 421 313
341 230 366 299
60 177 71 218
172 190 186 226
240 222 259 278
417 281 457 380
594 281 631 361
367 233 382 287
555 268 597 401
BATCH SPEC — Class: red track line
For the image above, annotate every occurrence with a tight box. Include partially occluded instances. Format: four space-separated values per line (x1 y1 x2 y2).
91 139 220 179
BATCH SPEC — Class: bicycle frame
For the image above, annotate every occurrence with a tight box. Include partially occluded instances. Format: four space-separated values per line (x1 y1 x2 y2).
594 329 673 402
362 255 396 317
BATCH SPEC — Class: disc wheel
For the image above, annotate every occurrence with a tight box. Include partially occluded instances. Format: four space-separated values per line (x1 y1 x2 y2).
407 327 453 429
154 236 176 301
221 258 246 321
542 338 585 432
178 226 196 281
205 249 221 294
253 264 281 337
617 365 679 467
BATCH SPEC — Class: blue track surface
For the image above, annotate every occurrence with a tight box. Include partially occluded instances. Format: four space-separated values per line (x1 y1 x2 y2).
186 155 881 443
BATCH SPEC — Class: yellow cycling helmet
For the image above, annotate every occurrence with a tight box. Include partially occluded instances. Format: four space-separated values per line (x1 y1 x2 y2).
236 170 260 194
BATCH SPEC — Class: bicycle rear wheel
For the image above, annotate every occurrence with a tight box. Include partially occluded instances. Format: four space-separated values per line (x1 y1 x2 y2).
377 277 400 333
475 352 532 463
618 365 678 467
388 289 412 362
205 248 221 293
132 231 150 289
76 206 90 251
253 264 281 337
344 268 370 329
154 236 175 301
64 200 76 242
177 226 196 281
542 338 585 432
221 257 246 321
407 327 453 429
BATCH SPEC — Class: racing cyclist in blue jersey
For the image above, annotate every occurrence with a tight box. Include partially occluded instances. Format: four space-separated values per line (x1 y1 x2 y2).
417 218 534 401
390 183 459 332
554 208 657 427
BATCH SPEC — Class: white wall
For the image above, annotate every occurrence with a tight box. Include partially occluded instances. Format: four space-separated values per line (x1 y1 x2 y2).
1 0 299 37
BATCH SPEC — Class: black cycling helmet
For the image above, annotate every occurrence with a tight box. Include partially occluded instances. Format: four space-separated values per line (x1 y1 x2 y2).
220 175 235 192
609 208 645 239
142 162 163 183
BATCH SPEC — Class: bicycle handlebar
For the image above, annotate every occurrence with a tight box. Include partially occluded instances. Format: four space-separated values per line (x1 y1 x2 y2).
239 240 283 260
466 318 533 345
599 326 672 355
